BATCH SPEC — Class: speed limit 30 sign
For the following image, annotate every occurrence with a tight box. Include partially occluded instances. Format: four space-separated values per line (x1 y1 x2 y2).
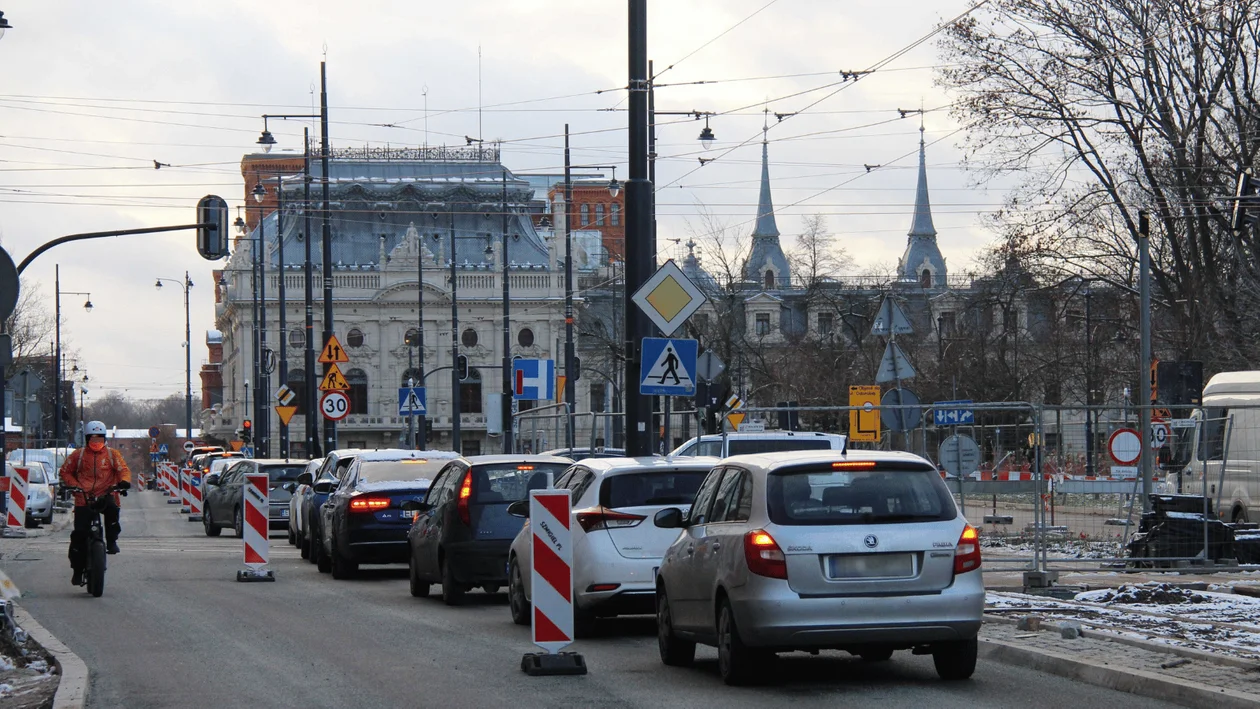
320 390 350 421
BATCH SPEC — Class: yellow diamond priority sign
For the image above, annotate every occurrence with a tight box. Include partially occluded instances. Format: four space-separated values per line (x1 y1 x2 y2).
631 259 707 337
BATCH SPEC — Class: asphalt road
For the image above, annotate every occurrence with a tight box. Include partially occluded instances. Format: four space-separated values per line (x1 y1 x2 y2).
2 491 1184 709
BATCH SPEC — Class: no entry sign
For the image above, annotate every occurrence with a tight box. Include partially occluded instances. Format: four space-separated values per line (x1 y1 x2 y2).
1108 428 1142 465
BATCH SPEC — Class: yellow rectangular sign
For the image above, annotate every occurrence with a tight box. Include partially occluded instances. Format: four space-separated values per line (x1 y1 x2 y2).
849 385 881 443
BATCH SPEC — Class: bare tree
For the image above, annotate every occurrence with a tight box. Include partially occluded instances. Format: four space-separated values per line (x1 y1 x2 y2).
788 214 854 288
4 278 53 380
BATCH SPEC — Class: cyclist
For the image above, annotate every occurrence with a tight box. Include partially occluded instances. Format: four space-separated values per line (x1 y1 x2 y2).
59 421 132 586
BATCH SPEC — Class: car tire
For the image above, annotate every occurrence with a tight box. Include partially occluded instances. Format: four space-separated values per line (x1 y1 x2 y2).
409 557 430 598
440 556 464 606
508 559 530 626
24 517 37 529
203 507 221 537
233 507 244 539
859 647 895 662
657 589 695 667
287 527 296 546
932 638 977 681
299 531 311 560
330 539 358 580
717 598 762 686
316 537 332 574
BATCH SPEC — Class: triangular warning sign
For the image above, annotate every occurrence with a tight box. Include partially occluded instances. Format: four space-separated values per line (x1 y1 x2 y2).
319 334 350 364
402 389 425 414
870 296 914 337
643 341 694 390
275 405 298 426
319 363 350 391
875 341 916 383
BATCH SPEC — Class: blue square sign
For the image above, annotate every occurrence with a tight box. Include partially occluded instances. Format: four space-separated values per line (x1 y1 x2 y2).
513 359 555 401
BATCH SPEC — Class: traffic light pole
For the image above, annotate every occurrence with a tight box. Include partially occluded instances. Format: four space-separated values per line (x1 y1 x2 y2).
450 212 461 452
624 0 653 456
501 169 513 454
319 61 336 455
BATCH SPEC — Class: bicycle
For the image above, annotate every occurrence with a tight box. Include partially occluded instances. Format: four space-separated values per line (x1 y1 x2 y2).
63 485 126 598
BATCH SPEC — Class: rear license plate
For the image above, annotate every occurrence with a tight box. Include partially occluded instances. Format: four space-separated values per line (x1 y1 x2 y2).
399 510 416 522
827 553 914 579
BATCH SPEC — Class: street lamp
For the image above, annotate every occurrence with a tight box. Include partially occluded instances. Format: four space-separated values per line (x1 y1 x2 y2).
698 117 716 150
0 12 14 41
54 264 92 447
156 273 194 443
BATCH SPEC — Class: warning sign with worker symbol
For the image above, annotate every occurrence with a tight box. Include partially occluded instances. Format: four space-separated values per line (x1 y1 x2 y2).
640 337 697 396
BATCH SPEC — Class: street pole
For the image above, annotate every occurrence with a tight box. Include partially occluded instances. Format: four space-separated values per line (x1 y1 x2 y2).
416 227 427 449
501 169 513 454
303 127 317 457
183 271 192 442
251 209 262 451
257 193 269 458
407 348 415 448
1084 287 1094 477
624 0 653 456
276 182 288 459
320 61 336 455
563 126 576 452
54 264 61 447
450 212 461 453
1138 210 1153 512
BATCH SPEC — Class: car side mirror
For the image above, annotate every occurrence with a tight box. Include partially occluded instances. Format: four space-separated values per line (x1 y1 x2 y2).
402 500 431 513
282 483 297 493
654 507 685 529
204 473 221 487
507 500 530 518
313 481 335 494
297 472 313 486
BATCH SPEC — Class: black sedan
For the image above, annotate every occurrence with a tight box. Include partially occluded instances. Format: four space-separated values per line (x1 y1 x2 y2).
318 450 458 579
203 459 306 537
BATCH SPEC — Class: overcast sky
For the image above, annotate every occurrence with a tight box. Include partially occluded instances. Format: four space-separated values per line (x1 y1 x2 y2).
0 0 1003 404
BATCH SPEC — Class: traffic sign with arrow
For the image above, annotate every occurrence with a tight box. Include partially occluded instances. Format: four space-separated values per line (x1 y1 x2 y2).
319 334 350 364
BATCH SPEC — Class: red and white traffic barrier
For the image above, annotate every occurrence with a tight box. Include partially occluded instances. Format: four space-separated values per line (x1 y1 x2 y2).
521 489 585 675
236 472 274 582
187 471 204 522
179 467 192 513
165 463 181 504
5 466 28 533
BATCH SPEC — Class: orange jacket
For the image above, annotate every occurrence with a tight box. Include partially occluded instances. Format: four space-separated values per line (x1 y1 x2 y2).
60 447 132 505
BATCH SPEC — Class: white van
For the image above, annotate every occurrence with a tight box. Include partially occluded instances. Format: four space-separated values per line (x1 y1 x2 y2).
670 431 847 458
1185 371 1260 523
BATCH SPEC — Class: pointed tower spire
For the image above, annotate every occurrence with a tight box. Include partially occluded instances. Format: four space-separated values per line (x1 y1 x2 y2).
744 110 791 287
753 110 779 238
908 123 936 238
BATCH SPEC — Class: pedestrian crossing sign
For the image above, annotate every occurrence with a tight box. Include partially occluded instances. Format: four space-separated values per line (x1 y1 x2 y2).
639 337 697 396
398 387 427 416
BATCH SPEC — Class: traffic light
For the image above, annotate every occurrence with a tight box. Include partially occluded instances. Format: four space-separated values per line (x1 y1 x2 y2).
456 354 469 381
241 419 253 444
572 356 581 381
425 419 434 438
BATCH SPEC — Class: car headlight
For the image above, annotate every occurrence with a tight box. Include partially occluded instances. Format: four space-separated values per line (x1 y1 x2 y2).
28 487 49 503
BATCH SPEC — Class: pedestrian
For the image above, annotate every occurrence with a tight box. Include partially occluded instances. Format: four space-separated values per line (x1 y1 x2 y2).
59 421 132 586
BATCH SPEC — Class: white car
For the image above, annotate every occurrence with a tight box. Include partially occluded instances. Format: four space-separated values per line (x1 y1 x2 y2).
670 431 846 458
506 456 720 631
12 461 55 527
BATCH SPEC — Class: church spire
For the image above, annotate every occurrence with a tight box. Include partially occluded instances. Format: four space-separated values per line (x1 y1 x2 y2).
753 110 779 239
908 123 937 238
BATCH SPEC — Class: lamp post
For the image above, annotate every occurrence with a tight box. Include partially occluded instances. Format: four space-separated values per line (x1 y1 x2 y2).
450 213 460 453
155 272 194 443
501 169 512 454
54 264 92 447
250 182 270 457
626 0 653 456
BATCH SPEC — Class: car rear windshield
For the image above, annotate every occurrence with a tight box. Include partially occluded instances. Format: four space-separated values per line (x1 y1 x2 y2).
600 470 707 508
766 467 957 526
359 459 449 484
471 463 568 504
728 439 833 455
262 465 306 483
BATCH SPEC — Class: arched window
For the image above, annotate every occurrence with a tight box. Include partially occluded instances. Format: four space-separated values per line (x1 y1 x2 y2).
459 367 483 413
346 328 365 348
287 369 307 415
461 328 479 348
401 368 421 388
517 328 535 347
346 368 369 414
920 269 932 288
764 270 775 290
595 204 605 226
580 203 590 226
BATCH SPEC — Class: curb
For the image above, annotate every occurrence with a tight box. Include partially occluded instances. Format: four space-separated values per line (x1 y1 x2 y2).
12 605 88 709
979 638 1260 709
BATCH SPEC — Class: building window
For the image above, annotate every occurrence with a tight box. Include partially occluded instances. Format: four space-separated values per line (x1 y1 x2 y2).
580 203 590 226
404 328 421 347
288 328 305 349
756 313 771 336
346 368 368 414
461 328 479 348
921 269 932 288
610 203 620 226
460 368 483 413
401 368 421 387
818 313 834 335
595 204 605 226
287 369 307 415
517 328 534 347
346 328 365 348
764 270 775 290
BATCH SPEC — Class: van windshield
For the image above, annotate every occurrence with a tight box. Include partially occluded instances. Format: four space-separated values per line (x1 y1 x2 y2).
1198 408 1228 461
767 467 957 526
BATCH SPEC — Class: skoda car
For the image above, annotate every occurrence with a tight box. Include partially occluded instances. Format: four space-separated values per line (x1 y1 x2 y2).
652 450 984 685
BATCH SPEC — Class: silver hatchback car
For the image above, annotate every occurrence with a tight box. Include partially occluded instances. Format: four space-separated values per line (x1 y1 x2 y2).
652 450 984 685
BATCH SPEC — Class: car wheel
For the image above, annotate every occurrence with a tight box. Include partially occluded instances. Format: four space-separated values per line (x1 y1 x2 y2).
508 559 530 626
657 589 695 667
299 531 311 560
203 507 221 537
409 556 430 598
717 599 762 686
316 537 332 574
233 507 244 539
440 556 464 606
932 638 977 681
330 539 358 580
859 647 895 662
287 527 296 546
24 517 37 529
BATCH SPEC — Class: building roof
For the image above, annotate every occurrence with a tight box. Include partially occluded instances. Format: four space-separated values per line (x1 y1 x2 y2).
898 127 947 288
743 134 792 286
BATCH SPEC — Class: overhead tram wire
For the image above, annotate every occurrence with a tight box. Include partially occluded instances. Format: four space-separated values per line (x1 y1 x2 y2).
651 0 785 82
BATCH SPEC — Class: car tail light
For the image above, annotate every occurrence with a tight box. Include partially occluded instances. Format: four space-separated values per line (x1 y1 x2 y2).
953 524 982 575
574 506 645 532
743 529 788 579
349 497 390 513
588 583 621 592
457 470 472 525
831 461 876 470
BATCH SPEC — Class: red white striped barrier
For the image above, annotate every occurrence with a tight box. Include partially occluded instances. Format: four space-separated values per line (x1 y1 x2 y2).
520 489 585 675
187 472 204 522
165 463 181 504
5 466 28 532
179 467 192 513
236 472 274 582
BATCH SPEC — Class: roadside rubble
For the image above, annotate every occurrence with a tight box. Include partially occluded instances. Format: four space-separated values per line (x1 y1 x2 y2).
0 600 57 709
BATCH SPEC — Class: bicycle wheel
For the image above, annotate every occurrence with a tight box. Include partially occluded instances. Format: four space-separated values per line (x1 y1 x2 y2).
87 540 106 597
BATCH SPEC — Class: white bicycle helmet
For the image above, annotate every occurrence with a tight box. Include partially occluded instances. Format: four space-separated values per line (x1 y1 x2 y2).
84 421 107 436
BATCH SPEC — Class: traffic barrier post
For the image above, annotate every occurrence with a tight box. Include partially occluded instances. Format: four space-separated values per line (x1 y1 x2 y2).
187 472 204 522
236 472 274 582
3 467 28 537
166 464 181 504
521 489 586 676
179 468 192 514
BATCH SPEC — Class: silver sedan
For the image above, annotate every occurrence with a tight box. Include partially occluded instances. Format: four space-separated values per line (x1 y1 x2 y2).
652 450 984 685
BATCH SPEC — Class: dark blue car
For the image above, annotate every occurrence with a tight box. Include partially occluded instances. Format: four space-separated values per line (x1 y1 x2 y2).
296 451 358 567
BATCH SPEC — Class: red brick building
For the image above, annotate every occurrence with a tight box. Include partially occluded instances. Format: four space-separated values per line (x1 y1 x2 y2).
550 182 626 260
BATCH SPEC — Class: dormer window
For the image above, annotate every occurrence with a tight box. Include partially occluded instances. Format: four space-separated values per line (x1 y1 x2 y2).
764 270 775 290
920 269 932 288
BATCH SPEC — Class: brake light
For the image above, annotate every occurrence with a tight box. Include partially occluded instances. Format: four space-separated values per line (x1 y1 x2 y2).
517 465 535 471
457 471 472 525
349 497 390 513
743 529 788 579
831 461 876 470
953 525 982 574
574 506 645 532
